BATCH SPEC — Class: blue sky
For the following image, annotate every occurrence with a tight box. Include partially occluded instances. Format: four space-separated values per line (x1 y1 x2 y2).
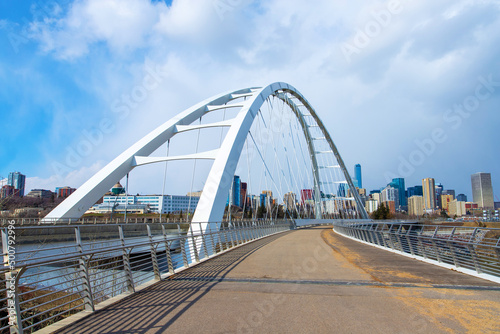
1 0 500 201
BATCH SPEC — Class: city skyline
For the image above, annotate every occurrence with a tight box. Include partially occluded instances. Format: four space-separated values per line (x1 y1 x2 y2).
1 1 500 205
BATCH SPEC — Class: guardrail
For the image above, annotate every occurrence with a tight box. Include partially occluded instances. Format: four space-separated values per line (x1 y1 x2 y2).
0 220 292 333
333 222 500 282
0 217 193 226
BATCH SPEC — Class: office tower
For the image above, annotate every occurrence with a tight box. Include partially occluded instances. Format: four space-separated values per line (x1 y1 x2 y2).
381 186 399 208
354 164 362 188
457 194 467 202
227 175 241 207
389 178 406 209
442 189 455 198
408 196 424 216
407 186 423 198
435 183 444 208
422 178 436 212
337 183 348 197
240 182 247 209
471 172 494 209
8 171 26 197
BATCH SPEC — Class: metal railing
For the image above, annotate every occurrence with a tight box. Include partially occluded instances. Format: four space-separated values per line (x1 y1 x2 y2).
333 221 500 280
0 217 194 226
0 220 292 333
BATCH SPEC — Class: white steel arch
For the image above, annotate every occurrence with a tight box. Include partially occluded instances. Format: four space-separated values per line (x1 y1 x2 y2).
45 82 368 222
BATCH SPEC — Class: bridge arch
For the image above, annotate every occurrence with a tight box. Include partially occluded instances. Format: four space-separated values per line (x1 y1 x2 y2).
45 82 368 222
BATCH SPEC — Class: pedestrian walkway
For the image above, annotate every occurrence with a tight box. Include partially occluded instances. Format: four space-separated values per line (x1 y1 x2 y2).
53 227 500 333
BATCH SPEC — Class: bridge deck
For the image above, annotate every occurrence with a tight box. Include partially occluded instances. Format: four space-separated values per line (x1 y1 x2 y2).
53 227 500 333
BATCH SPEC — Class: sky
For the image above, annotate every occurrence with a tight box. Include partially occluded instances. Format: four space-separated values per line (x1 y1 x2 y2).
1 0 499 201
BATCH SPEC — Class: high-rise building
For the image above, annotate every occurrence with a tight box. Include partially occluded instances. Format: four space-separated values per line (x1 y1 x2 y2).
422 178 436 212
407 186 423 198
471 172 494 209
381 186 399 208
435 183 444 208
441 194 454 212
457 194 467 202
337 183 348 197
365 200 379 214
408 195 424 216
8 172 26 197
389 178 406 209
227 175 241 207
240 182 247 209
442 190 455 198
354 164 362 188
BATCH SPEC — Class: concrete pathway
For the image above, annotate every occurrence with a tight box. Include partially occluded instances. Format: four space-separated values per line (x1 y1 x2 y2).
55 227 500 334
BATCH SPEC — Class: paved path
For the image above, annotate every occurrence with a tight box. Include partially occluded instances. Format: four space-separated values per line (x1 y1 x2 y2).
56 227 500 333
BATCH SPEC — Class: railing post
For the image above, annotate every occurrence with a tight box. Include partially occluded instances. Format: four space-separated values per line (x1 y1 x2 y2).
118 226 135 292
199 223 209 259
215 223 224 253
406 226 415 256
207 223 216 257
75 227 95 311
161 225 174 274
235 222 243 244
178 224 189 268
386 225 396 250
189 227 200 263
447 227 459 267
227 224 235 248
147 225 161 280
468 229 482 274
431 227 442 263
417 234 428 259
248 221 255 240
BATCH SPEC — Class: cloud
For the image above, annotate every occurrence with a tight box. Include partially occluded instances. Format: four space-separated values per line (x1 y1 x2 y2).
25 161 106 192
29 0 166 59
12 0 500 199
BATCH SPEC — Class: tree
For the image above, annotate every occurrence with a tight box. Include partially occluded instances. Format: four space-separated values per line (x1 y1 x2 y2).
371 203 391 220
257 205 266 219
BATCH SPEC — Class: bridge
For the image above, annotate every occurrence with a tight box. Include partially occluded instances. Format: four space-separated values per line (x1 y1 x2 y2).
1 83 500 333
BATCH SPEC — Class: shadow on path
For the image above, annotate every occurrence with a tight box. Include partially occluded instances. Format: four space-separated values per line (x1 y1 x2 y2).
56 232 290 334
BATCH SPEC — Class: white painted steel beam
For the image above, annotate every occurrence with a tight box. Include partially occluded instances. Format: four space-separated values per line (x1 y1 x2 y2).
133 149 219 167
175 119 234 133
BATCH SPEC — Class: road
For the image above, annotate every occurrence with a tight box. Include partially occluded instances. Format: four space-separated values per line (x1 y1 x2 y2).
52 226 500 333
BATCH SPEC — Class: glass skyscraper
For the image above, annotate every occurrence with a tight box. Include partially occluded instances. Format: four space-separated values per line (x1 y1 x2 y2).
8 171 26 197
227 175 241 207
389 178 406 209
354 164 362 188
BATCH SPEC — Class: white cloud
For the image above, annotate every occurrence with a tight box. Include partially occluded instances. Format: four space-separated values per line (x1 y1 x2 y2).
25 161 106 192
29 0 167 59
